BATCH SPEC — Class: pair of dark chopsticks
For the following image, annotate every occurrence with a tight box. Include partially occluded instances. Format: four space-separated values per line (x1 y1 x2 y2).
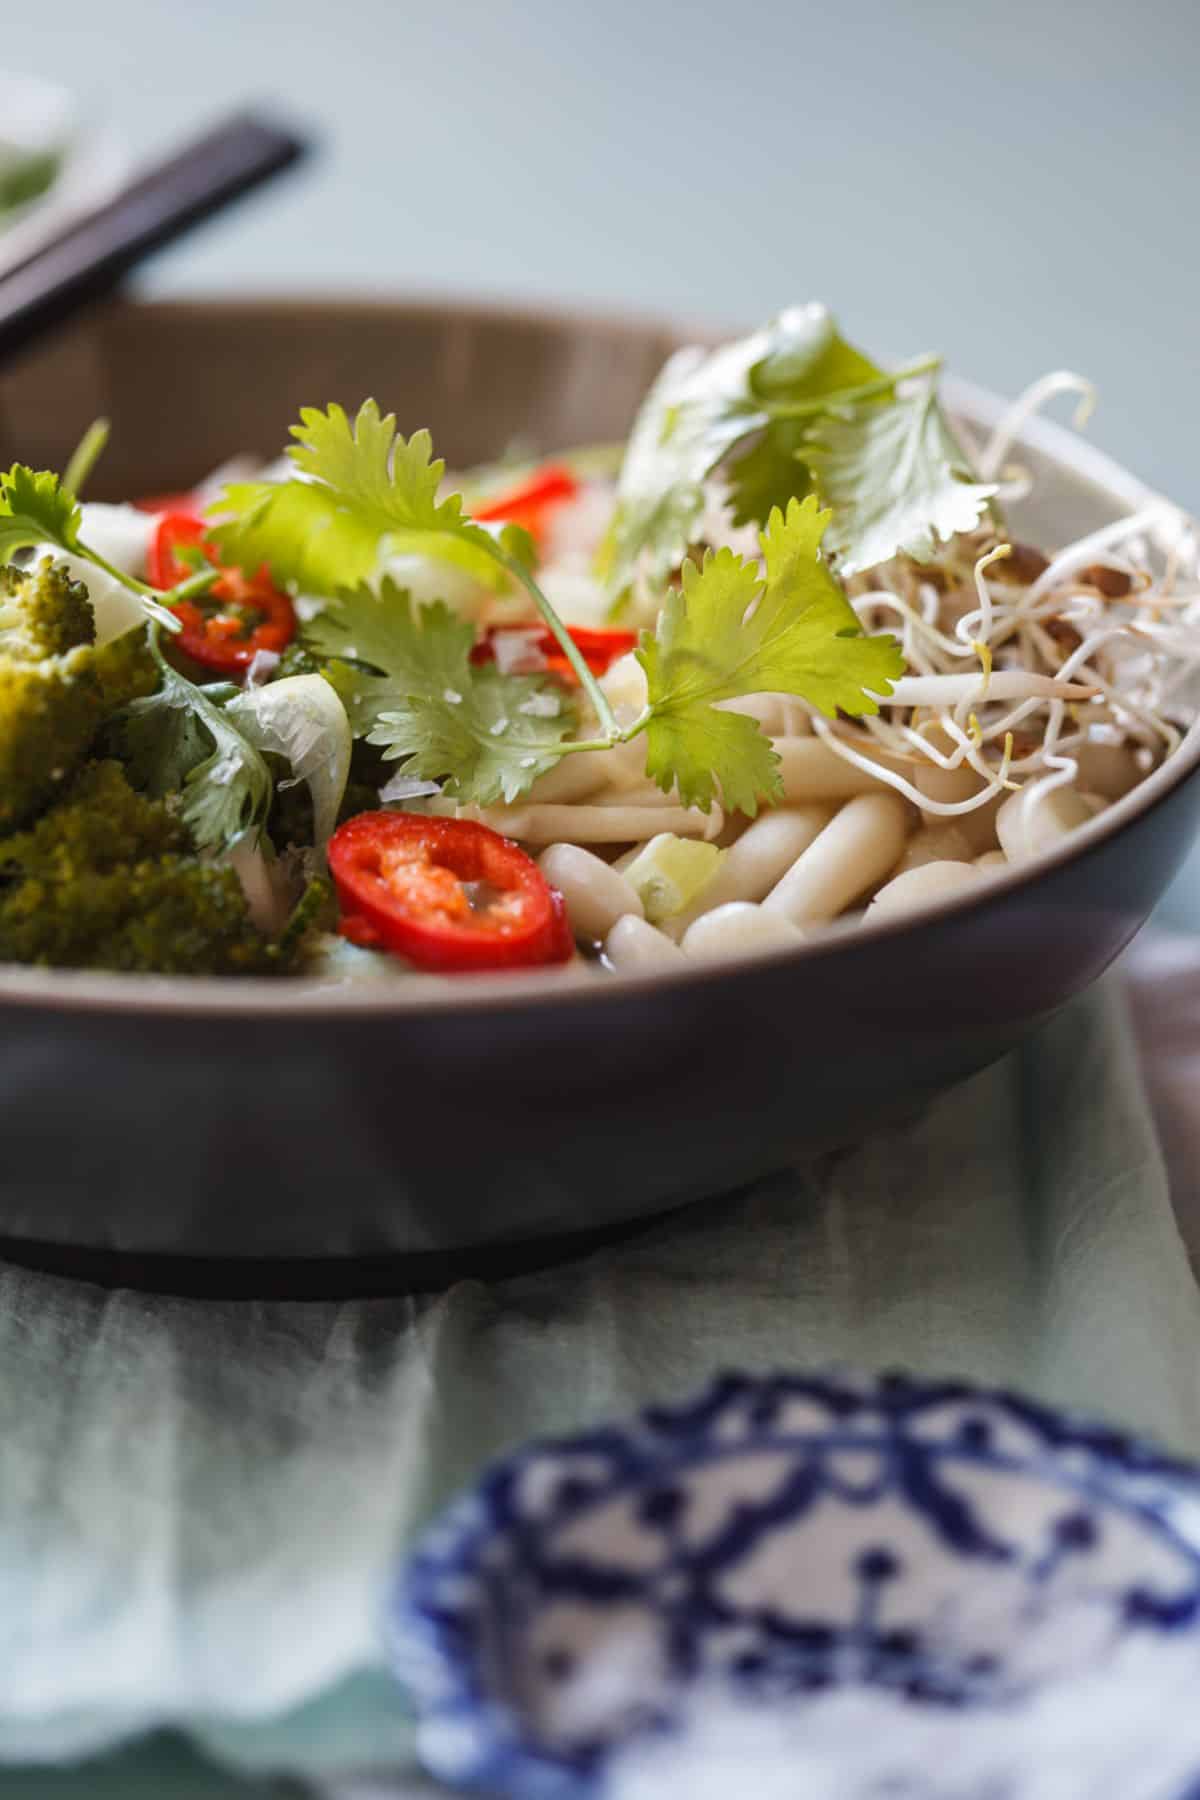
0 110 310 364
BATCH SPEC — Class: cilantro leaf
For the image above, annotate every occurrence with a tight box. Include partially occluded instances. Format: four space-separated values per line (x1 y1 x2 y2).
600 341 763 599
749 306 884 401
112 679 226 797
306 576 474 688
0 463 182 633
0 464 83 563
309 581 575 806
112 662 271 853
726 313 890 528
724 419 810 530
637 496 903 813
605 305 888 595
807 386 997 575
210 402 520 597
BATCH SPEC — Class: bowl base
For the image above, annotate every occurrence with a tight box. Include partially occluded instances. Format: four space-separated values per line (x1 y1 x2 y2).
0 1204 694 1298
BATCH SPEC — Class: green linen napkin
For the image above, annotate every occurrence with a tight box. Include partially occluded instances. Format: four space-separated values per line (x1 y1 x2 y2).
0 970 1197 1792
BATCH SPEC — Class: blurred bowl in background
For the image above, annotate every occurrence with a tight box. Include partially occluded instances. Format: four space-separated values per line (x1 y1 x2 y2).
0 71 126 275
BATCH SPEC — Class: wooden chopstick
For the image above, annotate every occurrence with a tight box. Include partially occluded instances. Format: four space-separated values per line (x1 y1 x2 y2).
0 111 310 364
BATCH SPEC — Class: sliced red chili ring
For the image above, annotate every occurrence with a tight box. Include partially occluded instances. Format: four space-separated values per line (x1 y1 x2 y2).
470 622 638 686
149 512 296 675
328 811 574 972
134 490 200 515
471 463 579 547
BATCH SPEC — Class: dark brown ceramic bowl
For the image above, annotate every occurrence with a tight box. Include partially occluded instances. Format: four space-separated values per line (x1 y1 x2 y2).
0 297 1197 1294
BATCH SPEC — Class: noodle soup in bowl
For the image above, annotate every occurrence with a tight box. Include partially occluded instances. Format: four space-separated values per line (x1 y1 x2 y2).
0 297 1197 1289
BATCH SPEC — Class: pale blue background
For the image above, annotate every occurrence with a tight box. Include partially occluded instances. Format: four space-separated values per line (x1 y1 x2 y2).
3 3 1199 1789
14 0 1200 502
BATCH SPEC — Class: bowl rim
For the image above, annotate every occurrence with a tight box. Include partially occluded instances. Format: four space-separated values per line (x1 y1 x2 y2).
1 294 1196 1020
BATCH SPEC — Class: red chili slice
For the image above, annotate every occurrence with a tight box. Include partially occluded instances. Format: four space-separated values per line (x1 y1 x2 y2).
150 512 296 675
134 490 200 515
471 463 579 547
470 622 638 686
328 812 574 972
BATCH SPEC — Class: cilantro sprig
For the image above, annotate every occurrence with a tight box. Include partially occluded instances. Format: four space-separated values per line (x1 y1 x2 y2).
636 497 904 812
603 303 995 590
310 582 575 806
210 404 527 595
0 463 184 633
206 392 902 814
292 497 900 814
112 626 273 853
210 401 620 740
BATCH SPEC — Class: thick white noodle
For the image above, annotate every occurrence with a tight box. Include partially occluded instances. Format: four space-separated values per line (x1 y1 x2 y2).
605 914 688 971
773 735 912 802
762 792 911 925
663 805 836 941
995 770 1099 862
681 902 806 961
525 756 615 806
896 824 975 871
866 859 983 921
430 801 725 845
528 738 649 802
537 844 644 941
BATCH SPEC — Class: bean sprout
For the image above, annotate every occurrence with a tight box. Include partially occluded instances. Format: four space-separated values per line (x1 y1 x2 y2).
810 715 1011 817
978 371 1097 479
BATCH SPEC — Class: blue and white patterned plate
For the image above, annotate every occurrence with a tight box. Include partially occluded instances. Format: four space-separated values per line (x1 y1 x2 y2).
389 1372 1200 1798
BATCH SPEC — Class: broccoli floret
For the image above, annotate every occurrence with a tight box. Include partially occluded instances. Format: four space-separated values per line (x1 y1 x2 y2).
0 557 162 830
0 557 95 661
4 757 186 869
91 625 160 712
0 650 105 832
0 761 308 976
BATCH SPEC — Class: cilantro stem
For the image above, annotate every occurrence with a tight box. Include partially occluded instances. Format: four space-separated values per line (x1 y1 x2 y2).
164 567 221 607
491 545 622 743
554 709 653 757
757 354 943 421
62 418 110 497
73 536 183 634
553 735 623 756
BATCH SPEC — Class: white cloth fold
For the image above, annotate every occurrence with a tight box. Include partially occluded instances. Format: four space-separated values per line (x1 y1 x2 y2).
0 969 1196 1791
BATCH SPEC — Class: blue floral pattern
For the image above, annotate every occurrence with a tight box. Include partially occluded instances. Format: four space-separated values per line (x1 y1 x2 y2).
390 1371 1200 1798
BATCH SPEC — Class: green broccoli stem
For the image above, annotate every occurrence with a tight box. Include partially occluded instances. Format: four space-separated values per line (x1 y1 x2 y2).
490 544 622 743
